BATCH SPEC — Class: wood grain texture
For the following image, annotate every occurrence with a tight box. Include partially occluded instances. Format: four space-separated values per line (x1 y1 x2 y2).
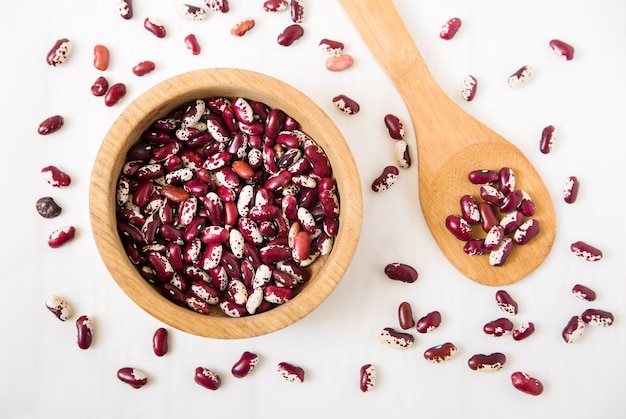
89 68 362 338
339 0 556 285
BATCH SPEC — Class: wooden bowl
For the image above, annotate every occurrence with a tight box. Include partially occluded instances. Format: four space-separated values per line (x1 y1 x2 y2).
89 68 363 339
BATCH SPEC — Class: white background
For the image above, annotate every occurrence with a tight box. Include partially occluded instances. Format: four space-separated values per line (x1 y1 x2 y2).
2 1 625 418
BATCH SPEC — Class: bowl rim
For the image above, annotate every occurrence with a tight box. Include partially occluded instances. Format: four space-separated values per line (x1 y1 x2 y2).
89 68 363 339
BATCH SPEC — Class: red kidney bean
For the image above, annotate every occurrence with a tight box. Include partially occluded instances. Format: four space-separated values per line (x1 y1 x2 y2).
479 202 498 232
539 125 556 154
512 322 535 341
46 295 72 321
277 24 304 46
47 38 72 66
359 364 376 392
484 224 504 251
319 38 344 55
264 0 288 12
582 308 614 327
104 83 127 106
231 18 255 36
372 165 399 192
439 17 461 40
398 301 415 330
379 327 415 349
489 237 514 266
36 197 62 218
184 33 201 55
91 76 109 97
468 169 499 185
549 39 575 61
394 140 411 169
76 315 93 349
205 0 229 12
38 115 64 135
326 54 354 72
332 94 360 115
563 176 579 204
117 368 148 388
461 75 477 101
133 60 156 77
231 351 259 378
152 327 168 356
117 0 133 19
144 17 166 38
562 315 585 343
195 367 221 390
290 0 304 22
384 263 418 283
416 311 441 334
277 362 305 383
572 284 596 301
445 215 472 241
495 290 518 315
508 65 533 87
571 241 602 261
511 371 543 396
48 226 76 248
384 114 405 140
93 44 110 71
468 353 506 372
424 342 457 363
464 239 487 255
483 317 514 337
178 4 208 20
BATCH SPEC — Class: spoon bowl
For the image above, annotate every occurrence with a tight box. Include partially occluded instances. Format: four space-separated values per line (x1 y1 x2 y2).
340 0 556 285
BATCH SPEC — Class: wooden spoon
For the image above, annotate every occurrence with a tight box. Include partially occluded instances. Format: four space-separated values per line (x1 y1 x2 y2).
339 0 556 286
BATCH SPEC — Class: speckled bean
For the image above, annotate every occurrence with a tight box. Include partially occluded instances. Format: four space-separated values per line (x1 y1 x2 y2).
440 17 461 40
508 65 533 87
563 176 579 204
445 215 473 241
468 353 506 372
384 114 405 140
512 322 535 341
46 38 72 66
539 125 556 154
264 0 288 12
45 295 72 321
333 94 360 115
424 342 457 363
144 17 166 38
549 39 575 60
513 218 540 245
562 315 585 343
395 140 411 169
231 351 259 378
359 364 376 392
48 226 76 248
290 0 304 22
178 4 208 20
582 308 614 327
76 315 93 349
495 290 518 315
371 166 399 192
194 367 221 390
117 0 133 19
572 284 596 301
319 38 344 55
416 311 441 334
277 362 305 382
483 317 514 337
117 368 148 388
489 237 514 266
461 75 477 101
571 241 602 261
379 327 415 349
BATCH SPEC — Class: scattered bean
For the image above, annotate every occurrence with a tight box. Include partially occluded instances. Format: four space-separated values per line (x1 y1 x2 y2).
512 322 535 341
264 0 288 12
332 94 360 115
416 311 441 334
277 362 305 382
384 263 418 283
359 364 376 392
93 44 110 71
326 54 354 72
231 18 255 37
36 196 62 218
468 353 506 372
379 327 415 349
489 237 514 266
549 39 575 61
117 0 133 19
194 367 222 390
398 301 415 330
144 17 166 38
178 4 208 20
570 241 602 261
484 224 505 251
319 38 344 55
495 290 518 315
394 140 411 169
483 317 514 337
384 114 405 140
117 368 148 388
48 226 76 248
511 371 543 396
508 65 533 87
539 125 556 154
205 0 229 13
232 351 259 378
277 24 304 46
371 166 399 192
38 115 64 135
76 315 93 349
460 195 480 224
46 38 72 66
104 83 127 106
91 76 109 96
439 17 461 40
572 284 596 301
152 327 168 356
562 315 585 343
581 308 614 327
290 0 304 22
184 34 201 55
45 295 72 321
461 75 477 101
424 342 457 363
42 165 71 188
133 61 156 77
513 219 540 245
563 176 579 204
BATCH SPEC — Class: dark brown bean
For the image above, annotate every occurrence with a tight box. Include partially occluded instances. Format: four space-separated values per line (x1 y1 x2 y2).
36 197 62 218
